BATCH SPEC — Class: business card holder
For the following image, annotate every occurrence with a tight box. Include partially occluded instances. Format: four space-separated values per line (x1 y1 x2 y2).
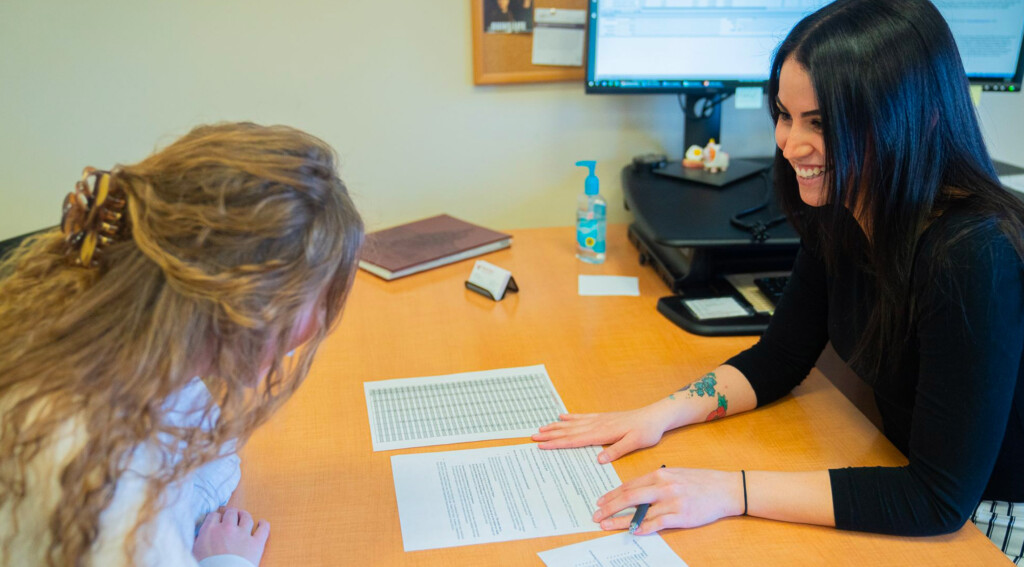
465 260 519 301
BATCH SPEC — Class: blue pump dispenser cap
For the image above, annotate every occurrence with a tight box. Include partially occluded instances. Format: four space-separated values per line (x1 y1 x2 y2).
575 160 599 195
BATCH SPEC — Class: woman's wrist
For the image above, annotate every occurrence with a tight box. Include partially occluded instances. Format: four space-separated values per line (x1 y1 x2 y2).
646 395 698 433
651 386 716 430
723 470 748 518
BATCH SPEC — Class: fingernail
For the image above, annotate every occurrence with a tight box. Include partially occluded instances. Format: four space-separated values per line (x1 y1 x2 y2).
593 511 601 521
598 454 607 464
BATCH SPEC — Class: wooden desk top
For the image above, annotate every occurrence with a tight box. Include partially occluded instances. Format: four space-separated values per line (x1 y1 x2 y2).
230 225 1007 566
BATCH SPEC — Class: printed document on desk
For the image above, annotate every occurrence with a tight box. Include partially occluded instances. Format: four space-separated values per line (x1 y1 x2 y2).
365 364 567 451
538 532 688 567
392 444 621 551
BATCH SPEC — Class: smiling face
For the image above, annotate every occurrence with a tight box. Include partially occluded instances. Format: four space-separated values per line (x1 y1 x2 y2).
775 57 828 207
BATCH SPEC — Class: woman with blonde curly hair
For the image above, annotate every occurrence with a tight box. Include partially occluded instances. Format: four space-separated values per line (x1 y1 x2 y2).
0 122 364 566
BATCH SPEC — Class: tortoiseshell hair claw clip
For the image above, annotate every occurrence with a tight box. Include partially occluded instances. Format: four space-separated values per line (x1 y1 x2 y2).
60 167 130 267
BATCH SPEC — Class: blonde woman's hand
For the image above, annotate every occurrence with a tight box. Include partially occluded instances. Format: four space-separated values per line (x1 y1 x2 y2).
531 403 678 464
194 507 270 567
593 467 745 534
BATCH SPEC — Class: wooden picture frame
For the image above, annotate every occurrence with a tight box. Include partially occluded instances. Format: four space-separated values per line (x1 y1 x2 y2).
471 0 588 85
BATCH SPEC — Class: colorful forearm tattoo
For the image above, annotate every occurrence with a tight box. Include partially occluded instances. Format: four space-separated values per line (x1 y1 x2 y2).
668 372 729 421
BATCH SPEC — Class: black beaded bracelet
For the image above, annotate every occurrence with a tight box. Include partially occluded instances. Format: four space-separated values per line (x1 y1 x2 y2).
741 470 748 515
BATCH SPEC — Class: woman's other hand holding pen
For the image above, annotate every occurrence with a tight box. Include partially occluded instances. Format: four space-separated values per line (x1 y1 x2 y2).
594 467 746 534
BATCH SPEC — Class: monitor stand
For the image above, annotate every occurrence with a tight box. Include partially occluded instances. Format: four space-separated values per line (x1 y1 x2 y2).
664 92 771 187
628 222 795 336
653 159 769 188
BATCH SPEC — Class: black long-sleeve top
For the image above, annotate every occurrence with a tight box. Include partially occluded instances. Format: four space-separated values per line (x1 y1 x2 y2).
727 208 1024 536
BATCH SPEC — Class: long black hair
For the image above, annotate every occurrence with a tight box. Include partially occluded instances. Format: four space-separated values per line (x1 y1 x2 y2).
768 0 1024 377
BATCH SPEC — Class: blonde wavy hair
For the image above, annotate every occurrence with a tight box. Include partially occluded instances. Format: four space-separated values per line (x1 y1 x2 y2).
0 122 364 566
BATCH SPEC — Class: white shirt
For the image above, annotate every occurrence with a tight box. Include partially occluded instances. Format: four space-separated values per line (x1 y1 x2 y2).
0 377 252 567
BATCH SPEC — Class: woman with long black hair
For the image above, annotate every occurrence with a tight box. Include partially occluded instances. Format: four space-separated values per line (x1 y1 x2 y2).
533 0 1024 561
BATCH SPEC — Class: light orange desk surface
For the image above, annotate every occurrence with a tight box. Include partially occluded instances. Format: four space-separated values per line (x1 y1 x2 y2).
231 224 1006 566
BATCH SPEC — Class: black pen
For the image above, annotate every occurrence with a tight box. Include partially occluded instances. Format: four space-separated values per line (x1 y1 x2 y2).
628 464 665 534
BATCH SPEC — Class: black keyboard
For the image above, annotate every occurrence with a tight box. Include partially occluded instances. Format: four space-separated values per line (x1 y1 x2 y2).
754 276 789 306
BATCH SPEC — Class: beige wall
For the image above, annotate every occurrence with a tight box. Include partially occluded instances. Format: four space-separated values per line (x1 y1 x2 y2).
1 1 1020 242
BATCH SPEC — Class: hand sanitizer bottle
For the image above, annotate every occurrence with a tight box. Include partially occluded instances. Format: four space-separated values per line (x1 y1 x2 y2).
575 160 606 264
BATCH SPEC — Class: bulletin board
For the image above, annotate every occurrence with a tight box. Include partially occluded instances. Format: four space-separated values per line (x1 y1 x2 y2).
471 0 588 85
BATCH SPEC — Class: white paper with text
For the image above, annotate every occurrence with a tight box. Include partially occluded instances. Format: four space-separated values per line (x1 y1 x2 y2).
392 444 620 551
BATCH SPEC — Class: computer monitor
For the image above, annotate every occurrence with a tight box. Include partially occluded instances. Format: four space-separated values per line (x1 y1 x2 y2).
586 0 1024 155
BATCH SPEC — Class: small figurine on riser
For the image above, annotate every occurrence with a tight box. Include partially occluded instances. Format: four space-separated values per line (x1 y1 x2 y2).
702 138 730 173
681 139 730 173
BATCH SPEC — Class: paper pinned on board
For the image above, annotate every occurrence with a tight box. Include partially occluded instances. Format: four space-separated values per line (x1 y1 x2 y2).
532 8 587 66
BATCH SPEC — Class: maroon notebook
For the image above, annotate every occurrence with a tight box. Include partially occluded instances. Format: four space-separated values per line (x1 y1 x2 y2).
358 214 512 280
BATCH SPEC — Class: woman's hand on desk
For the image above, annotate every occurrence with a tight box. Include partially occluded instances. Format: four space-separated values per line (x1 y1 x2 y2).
533 366 758 464
592 467 745 534
532 403 679 464
194 507 270 566
597 469 836 533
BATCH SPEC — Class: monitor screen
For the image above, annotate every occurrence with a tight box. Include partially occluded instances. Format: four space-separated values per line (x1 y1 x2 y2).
586 0 1024 94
